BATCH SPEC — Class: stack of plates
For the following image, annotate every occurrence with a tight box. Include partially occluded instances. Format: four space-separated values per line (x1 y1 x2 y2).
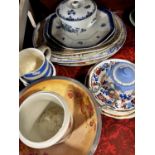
33 7 127 66
85 59 135 119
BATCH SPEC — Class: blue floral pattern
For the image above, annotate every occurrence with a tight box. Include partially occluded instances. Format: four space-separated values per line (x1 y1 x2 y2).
108 47 116 54
67 9 76 15
57 3 96 21
62 23 86 33
78 41 83 45
85 5 91 9
101 23 106 27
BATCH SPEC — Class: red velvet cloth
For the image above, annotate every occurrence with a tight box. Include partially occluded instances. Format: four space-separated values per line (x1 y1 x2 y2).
24 1 135 154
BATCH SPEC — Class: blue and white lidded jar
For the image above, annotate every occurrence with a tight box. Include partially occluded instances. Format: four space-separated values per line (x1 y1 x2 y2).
56 0 97 33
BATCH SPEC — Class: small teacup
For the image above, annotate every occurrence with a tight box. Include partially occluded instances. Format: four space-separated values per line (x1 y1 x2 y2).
19 46 56 85
19 91 73 149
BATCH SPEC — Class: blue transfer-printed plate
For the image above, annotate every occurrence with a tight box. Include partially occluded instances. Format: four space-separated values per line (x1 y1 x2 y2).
44 7 115 49
32 13 126 66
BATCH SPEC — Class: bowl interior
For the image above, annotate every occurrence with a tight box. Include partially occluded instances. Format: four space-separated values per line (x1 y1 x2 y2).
19 92 65 142
19 49 44 76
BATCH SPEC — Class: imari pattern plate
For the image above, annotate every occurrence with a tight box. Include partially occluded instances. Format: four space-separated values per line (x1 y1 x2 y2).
88 59 135 111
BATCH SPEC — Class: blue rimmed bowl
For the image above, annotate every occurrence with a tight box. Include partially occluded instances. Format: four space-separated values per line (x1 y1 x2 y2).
19 48 56 85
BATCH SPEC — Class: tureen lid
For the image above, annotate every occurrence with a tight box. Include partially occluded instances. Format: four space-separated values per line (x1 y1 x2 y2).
112 62 135 87
56 0 97 21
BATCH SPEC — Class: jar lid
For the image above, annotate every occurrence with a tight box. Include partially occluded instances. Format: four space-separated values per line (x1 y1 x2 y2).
112 62 135 86
56 0 97 21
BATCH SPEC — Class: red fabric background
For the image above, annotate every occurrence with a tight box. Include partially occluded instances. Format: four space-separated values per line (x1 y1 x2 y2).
22 0 135 154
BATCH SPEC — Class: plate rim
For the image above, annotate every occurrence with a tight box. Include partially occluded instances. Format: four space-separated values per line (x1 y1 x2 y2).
129 10 135 26
102 111 135 119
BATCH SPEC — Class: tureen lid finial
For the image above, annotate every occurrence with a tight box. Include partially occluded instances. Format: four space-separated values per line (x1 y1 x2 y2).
110 62 135 92
71 0 81 9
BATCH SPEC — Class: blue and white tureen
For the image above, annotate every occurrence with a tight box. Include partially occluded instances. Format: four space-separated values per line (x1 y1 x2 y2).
44 0 115 49
56 0 97 33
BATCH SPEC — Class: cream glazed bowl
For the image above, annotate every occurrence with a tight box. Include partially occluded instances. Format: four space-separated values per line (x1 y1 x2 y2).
19 91 73 149
56 0 97 33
